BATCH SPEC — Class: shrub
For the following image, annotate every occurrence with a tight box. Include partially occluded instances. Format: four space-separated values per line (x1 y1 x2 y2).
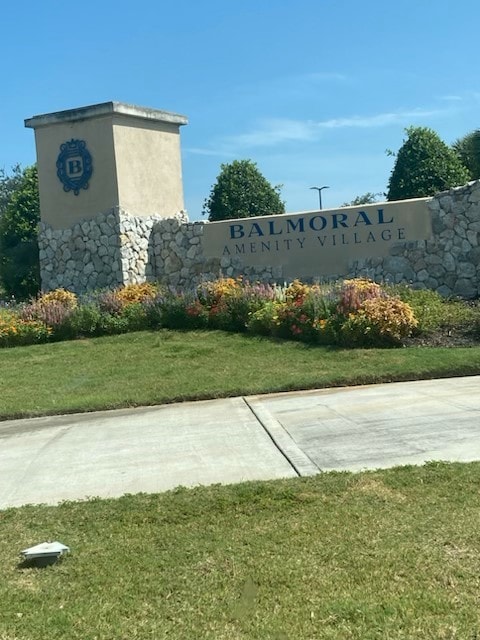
95 289 125 316
208 295 251 332
273 303 324 343
284 279 312 303
270 285 336 343
197 277 240 307
0 312 51 347
197 278 277 333
115 282 159 306
119 302 150 332
19 288 78 340
38 288 78 309
148 293 208 330
337 278 385 315
66 303 105 337
207 281 275 332
391 285 477 334
339 297 418 347
247 302 278 336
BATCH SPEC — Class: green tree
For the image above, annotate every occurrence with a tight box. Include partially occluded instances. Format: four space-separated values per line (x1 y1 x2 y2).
0 165 40 299
452 129 480 180
342 192 382 207
203 159 285 221
387 126 470 201
0 164 24 218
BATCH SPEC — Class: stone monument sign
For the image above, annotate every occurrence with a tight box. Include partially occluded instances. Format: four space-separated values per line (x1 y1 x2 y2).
24 102 480 298
202 199 432 279
25 102 188 228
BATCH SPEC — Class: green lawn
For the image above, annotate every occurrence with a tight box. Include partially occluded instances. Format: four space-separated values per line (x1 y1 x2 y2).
1 462 480 639
0 329 479 419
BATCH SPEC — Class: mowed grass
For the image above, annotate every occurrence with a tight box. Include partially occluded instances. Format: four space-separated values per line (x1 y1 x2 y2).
0 329 480 419
1 462 480 639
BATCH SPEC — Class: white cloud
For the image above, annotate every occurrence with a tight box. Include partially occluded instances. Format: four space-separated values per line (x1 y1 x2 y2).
317 108 444 129
184 147 235 158
222 107 449 150
226 118 316 147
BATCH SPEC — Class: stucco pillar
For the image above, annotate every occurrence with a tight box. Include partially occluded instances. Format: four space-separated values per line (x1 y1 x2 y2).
25 102 188 292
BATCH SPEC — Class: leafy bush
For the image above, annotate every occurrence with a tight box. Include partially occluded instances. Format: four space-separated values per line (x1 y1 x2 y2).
19 289 78 340
337 278 385 315
197 277 241 307
339 297 418 347
148 293 208 330
39 288 78 309
284 279 312 303
0 312 50 347
65 303 105 337
114 282 159 306
208 294 252 332
390 285 477 334
119 302 150 332
198 278 277 332
247 282 336 343
96 289 125 315
247 302 278 336
273 292 335 344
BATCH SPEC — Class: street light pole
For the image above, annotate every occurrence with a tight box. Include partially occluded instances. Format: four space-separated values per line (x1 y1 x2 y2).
310 185 330 210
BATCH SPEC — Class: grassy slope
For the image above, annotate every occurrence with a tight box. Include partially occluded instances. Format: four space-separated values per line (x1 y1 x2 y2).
1 463 480 639
0 329 479 419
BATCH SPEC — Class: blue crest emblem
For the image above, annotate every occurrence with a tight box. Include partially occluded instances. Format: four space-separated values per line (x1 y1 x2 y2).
56 139 93 195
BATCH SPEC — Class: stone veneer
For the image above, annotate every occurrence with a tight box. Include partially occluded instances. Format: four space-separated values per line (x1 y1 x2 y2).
38 180 480 298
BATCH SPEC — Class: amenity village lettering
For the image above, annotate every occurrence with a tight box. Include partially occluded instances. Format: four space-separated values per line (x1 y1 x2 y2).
222 208 405 256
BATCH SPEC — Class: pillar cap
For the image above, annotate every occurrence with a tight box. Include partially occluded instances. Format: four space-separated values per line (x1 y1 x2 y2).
25 101 188 129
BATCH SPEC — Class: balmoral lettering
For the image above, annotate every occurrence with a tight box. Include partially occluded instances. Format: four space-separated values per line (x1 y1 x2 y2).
268 220 283 235
378 209 394 225
309 215 328 231
248 223 263 238
354 211 372 226
230 224 244 239
332 213 348 229
229 208 393 240
287 218 305 233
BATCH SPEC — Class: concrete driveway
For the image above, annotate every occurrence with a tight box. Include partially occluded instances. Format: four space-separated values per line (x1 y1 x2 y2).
1 376 479 509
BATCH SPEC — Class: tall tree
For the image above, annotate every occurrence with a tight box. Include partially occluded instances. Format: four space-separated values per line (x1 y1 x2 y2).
387 126 470 201
0 165 40 298
452 129 480 180
203 159 285 221
0 164 24 219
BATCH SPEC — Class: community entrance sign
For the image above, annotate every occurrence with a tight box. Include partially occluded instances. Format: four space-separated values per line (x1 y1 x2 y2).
202 198 432 278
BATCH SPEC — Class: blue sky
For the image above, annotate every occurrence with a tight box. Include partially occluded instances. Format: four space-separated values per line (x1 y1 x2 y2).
1 0 479 220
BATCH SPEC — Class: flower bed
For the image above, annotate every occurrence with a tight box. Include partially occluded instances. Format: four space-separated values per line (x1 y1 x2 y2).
0 278 422 349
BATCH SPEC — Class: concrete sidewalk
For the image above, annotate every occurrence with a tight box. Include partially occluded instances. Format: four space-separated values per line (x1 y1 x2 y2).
1 375 479 509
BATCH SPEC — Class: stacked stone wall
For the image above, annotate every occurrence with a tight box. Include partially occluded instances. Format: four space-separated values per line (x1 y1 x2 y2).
38 180 480 298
